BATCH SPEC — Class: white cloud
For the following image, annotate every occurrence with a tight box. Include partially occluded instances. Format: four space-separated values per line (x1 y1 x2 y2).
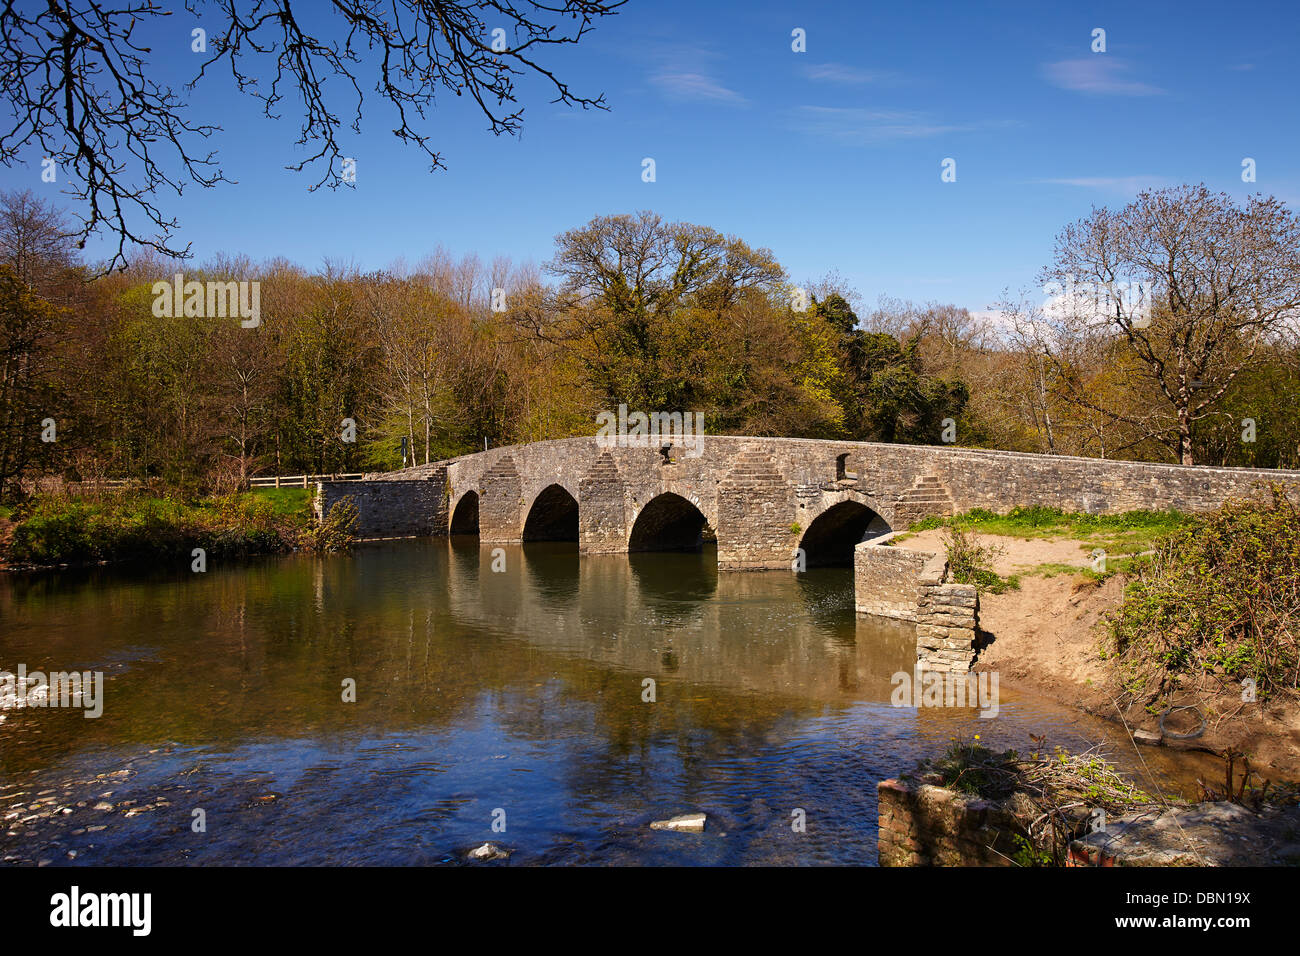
1038 175 1169 194
795 106 1015 144
1043 58 1164 96
650 70 746 105
803 62 901 85
795 106 962 142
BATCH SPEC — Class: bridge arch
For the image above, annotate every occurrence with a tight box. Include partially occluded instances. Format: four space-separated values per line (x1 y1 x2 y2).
629 492 709 552
798 500 889 567
523 483 580 542
449 491 480 535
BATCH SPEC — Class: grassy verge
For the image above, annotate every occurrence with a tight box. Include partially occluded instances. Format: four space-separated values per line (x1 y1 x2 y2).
1 488 355 568
899 505 1195 585
905 505 1193 553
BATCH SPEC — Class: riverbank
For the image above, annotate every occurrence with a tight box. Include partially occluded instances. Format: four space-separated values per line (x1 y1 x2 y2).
0 488 355 572
879 738 1300 866
895 513 1300 784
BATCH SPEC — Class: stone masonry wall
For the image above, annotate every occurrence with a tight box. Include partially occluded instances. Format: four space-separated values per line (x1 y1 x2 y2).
855 537 980 672
316 475 447 539
878 778 1029 866
354 435 1300 556
853 535 935 620
915 581 979 673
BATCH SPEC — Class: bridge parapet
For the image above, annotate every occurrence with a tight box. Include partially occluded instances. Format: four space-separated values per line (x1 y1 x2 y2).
329 435 1300 567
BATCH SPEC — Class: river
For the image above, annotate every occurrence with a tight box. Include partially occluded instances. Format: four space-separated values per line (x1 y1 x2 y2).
0 538 1197 865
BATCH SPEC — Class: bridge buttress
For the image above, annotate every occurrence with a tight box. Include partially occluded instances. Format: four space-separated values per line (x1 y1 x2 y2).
716 449 797 570
578 452 628 553
478 455 524 543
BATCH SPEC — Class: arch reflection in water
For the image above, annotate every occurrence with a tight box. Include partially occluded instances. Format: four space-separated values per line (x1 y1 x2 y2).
442 540 914 702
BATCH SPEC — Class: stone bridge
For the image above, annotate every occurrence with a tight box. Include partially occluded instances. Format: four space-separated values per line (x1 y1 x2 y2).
316 436 1300 571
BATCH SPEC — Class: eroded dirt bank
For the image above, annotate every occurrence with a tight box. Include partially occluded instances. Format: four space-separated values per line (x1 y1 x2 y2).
896 530 1300 784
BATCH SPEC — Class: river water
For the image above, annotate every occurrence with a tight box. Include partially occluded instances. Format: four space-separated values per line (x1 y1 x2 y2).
1 539 1196 866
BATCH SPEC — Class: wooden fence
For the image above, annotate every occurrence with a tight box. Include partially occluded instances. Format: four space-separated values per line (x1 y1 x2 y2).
248 474 365 488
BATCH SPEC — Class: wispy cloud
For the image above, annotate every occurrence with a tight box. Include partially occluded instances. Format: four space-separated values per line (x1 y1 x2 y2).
650 69 747 105
1043 58 1164 96
794 106 1013 144
1037 175 1169 194
803 62 901 85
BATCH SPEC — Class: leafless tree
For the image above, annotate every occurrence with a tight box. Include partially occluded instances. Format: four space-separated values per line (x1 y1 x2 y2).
1040 185 1300 465
0 0 623 269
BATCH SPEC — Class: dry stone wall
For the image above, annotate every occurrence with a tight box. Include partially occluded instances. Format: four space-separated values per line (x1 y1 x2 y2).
852 535 935 620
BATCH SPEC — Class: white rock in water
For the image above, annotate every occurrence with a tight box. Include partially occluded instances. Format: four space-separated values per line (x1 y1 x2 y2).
650 813 706 832
468 842 509 861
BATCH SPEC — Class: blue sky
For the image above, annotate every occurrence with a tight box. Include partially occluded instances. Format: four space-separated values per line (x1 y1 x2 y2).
4 0 1298 314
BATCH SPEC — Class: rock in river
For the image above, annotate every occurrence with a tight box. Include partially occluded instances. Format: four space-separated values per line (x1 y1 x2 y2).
650 813 706 832
468 842 510 862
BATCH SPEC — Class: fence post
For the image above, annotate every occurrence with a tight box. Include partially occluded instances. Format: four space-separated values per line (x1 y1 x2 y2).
275 475 280 488
302 475 308 489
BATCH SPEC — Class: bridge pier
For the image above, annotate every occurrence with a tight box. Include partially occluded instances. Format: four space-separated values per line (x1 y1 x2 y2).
578 453 628 554
716 449 797 570
478 455 524 543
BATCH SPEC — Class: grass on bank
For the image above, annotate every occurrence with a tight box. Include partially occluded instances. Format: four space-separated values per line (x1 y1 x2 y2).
905 504 1194 554
1 488 354 567
897 505 1197 591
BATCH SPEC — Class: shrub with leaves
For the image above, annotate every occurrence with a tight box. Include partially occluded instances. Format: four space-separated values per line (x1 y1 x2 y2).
943 523 1014 594
305 497 358 553
1110 484 1300 701
5 491 302 565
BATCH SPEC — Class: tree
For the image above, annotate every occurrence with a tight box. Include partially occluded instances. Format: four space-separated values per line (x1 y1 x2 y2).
0 1 622 267
541 211 787 412
1041 184 1300 465
813 294 969 444
365 274 471 467
0 265 64 497
0 189 74 291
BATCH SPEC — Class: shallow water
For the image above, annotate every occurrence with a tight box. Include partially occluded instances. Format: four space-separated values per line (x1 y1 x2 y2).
0 539 1198 865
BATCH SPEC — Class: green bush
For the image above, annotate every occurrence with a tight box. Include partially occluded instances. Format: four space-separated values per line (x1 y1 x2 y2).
943 523 1016 594
304 496 358 553
6 492 305 565
1110 485 1300 700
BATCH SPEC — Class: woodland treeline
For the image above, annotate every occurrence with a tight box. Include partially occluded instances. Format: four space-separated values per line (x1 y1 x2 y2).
3 184 1299 499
